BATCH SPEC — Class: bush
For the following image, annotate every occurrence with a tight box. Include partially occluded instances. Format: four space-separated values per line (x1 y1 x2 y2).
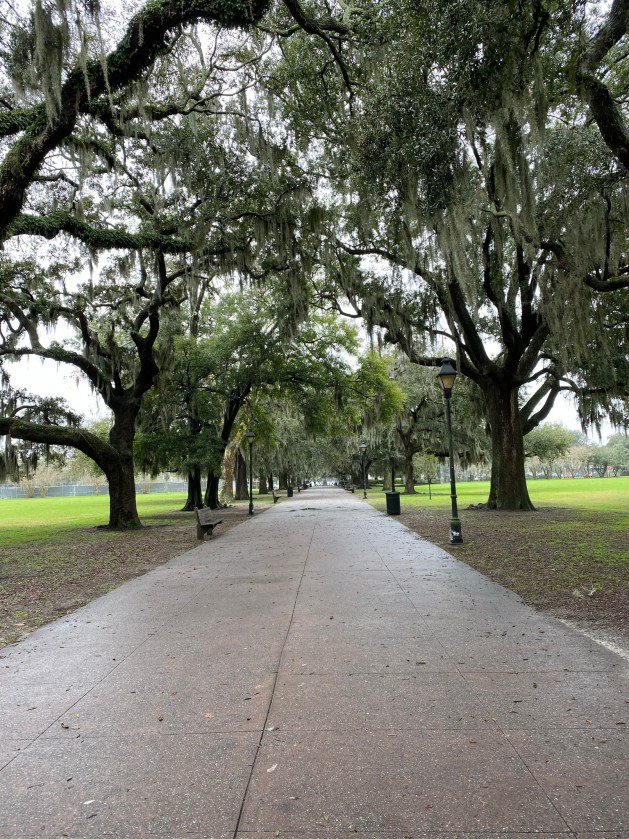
19 477 36 498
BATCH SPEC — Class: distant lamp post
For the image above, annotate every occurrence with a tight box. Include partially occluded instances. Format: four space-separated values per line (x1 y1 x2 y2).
359 441 368 499
438 359 463 544
246 429 254 515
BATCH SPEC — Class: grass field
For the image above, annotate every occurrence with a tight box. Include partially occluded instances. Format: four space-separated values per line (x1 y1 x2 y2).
368 475 629 513
0 493 188 547
367 476 628 637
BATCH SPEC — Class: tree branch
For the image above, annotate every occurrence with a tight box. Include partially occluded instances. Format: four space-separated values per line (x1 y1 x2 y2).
0 0 269 239
8 212 192 253
0 417 116 473
577 0 629 169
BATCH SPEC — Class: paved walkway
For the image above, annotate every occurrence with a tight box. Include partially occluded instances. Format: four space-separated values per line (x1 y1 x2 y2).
1 488 627 837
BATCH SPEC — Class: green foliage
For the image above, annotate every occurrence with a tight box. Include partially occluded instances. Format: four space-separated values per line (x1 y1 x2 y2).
350 354 404 427
136 283 362 479
524 423 581 462
605 434 629 475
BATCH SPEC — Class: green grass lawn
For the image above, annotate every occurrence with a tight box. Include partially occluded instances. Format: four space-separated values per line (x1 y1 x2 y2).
1 479 627 640
0 491 280 548
368 475 629 514
0 493 188 547
0 479 625 547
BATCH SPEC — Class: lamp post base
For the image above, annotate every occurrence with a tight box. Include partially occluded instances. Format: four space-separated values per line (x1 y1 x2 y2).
248 503 254 516
449 518 463 544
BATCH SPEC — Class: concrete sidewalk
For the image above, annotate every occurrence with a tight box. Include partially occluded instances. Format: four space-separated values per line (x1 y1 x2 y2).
0 487 627 838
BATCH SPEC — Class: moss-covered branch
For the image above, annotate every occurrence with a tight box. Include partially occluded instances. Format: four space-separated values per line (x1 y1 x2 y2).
576 0 629 169
0 0 269 241
0 108 42 138
0 417 116 474
8 212 192 253
1 344 107 397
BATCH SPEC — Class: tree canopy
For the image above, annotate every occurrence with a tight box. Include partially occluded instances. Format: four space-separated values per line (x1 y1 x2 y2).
0 0 627 522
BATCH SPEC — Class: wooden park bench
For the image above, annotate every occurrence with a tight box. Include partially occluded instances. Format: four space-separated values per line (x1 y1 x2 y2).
195 507 223 540
271 489 282 504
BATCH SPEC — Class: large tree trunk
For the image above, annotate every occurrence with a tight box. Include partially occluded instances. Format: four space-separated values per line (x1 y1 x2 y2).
404 454 416 494
485 386 535 510
234 450 248 500
106 459 140 529
205 469 220 509
259 472 268 494
181 466 203 511
107 405 142 528
267 472 274 492
278 470 288 490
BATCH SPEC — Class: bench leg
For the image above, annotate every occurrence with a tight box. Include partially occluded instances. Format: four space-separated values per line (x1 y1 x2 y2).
196 522 205 540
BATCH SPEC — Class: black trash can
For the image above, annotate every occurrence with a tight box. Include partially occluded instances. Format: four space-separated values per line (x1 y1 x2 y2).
287 486 294 497
385 491 401 515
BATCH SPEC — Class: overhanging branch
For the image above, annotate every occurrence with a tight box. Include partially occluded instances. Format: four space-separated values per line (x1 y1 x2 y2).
0 417 116 473
8 212 192 253
0 0 270 239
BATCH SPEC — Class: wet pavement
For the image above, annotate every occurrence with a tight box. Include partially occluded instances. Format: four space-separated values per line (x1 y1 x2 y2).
0 487 627 837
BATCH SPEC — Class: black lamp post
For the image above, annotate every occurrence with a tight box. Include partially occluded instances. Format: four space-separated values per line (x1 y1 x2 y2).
246 429 254 515
438 359 463 544
359 441 367 499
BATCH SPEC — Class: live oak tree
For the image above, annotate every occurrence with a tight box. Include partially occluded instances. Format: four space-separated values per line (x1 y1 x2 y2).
263 0 629 509
0 0 343 526
0 83 265 529
0 1 268 527
136 287 359 508
386 358 487 494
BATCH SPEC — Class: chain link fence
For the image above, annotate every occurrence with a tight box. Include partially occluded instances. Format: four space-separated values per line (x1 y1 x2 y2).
0 481 187 500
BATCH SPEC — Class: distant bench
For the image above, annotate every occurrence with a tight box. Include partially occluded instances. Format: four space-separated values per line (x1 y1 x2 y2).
195 507 223 540
271 489 282 504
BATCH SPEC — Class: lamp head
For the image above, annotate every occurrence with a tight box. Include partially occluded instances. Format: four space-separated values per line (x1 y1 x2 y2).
359 441 367 453
438 359 457 396
246 429 254 444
